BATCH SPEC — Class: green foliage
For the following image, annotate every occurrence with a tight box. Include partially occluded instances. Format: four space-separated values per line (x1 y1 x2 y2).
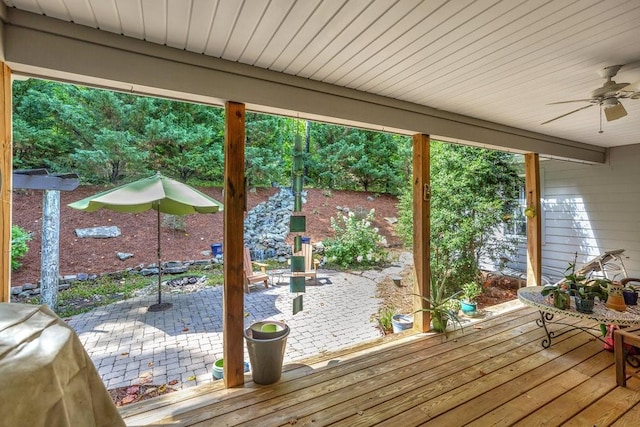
461 281 483 302
245 113 295 186
398 141 522 290
307 123 410 194
324 209 388 268
377 306 396 334
414 271 463 336
10 225 31 271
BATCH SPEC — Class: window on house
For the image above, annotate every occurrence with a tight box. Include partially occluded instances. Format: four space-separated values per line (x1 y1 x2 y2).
505 180 527 238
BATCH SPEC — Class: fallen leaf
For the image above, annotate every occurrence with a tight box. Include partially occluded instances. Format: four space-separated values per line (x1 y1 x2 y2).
158 384 167 393
182 327 189 332
126 385 140 395
139 376 152 384
244 312 250 318
168 379 179 386
121 352 129 356
187 375 196 381
144 387 157 395
147 361 154 367
139 372 152 378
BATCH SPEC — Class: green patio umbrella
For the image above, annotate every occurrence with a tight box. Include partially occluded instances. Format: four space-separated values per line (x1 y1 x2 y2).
69 172 223 311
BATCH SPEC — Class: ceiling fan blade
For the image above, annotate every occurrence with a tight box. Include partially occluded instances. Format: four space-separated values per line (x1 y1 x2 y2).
604 102 627 121
547 99 594 105
541 104 595 125
620 79 640 97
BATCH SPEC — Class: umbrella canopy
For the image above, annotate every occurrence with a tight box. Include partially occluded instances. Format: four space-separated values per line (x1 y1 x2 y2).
69 172 223 214
69 172 223 311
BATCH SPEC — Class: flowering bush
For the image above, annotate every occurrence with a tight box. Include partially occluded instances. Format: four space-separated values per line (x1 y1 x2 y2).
324 209 387 268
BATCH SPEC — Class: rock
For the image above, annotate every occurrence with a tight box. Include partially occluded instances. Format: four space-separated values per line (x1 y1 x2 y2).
77 273 89 281
141 268 159 276
164 265 188 274
58 283 71 291
22 283 37 290
384 217 398 224
398 252 414 266
75 226 121 239
117 252 134 260
11 286 23 295
367 196 375 201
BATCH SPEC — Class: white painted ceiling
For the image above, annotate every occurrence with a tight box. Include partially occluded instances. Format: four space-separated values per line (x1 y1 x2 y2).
4 0 640 148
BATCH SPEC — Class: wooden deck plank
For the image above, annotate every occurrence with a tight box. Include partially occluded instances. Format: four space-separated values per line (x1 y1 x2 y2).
513 366 619 426
180 310 544 426
218 320 562 426
563 375 640 427
119 306 640 427
123 308 537 425
459 348 613 427
280 318 583 427
370 332 594 427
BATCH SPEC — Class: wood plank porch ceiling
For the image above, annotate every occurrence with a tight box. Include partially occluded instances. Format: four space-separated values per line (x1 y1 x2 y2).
120 306 640 426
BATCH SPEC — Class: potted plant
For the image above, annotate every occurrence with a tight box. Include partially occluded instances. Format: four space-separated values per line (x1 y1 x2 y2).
541 254 585 310
414 275 463 337
621 278 640 306
569 279 607 313
460 281 482 316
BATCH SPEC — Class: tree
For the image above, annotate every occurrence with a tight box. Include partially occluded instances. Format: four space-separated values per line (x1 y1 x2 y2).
143 99 224 183
13 79 80 170
398 141 522 291
245 113 295 187
307 123 409 194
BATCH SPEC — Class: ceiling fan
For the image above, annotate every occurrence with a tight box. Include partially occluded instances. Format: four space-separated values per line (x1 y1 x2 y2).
541 64 640 129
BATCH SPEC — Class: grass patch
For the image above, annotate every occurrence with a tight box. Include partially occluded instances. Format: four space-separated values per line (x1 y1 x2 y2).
23 265 226 318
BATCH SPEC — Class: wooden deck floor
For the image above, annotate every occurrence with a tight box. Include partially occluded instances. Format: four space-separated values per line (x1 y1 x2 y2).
119 305 640 426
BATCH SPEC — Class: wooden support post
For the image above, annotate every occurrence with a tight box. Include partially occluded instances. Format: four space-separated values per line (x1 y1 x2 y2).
0 63 11 303
223 101 246 387
412 134 430 332
525 153 542 286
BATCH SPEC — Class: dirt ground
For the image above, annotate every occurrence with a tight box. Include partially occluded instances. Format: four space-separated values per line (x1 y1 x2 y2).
11 186 402 286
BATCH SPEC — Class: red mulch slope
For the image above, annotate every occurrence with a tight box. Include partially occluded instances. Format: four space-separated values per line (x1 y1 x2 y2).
11 187 401 286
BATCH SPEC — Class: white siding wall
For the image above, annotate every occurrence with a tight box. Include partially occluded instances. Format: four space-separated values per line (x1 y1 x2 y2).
510 144 640 282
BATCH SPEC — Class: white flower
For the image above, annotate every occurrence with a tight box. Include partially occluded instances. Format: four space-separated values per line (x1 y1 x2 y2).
356 255 363 262
366 253 373 261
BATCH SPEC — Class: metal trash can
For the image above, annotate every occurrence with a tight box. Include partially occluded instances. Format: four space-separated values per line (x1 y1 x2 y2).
244 321 290 385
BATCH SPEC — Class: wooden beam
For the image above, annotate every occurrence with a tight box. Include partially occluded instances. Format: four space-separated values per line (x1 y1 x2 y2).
223 101 246 387
525 153 542 286
412 134 430 332
0 63 11 303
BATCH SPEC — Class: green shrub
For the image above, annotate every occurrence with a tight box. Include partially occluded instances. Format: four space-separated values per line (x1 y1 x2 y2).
11 225 31 271
324 208 388 268
377 306 396 334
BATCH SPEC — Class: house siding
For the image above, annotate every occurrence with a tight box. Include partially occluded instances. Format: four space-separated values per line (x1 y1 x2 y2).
509 144 640 282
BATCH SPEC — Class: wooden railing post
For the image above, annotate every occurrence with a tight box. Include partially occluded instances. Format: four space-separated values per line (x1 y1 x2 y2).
223 101 246 387
525 153 542 286
0 63 12 303
412 134 430 332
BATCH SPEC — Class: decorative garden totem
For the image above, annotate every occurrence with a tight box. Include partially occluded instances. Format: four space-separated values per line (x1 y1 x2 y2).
290 134 306 314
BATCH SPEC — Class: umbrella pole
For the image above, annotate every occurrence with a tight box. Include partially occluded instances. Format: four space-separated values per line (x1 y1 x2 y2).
148 207 172 312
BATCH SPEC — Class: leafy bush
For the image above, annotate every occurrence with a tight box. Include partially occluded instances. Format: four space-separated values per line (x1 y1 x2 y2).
397 141 521 291
324 208 388 268
377 306 396 334
11 225 32 271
